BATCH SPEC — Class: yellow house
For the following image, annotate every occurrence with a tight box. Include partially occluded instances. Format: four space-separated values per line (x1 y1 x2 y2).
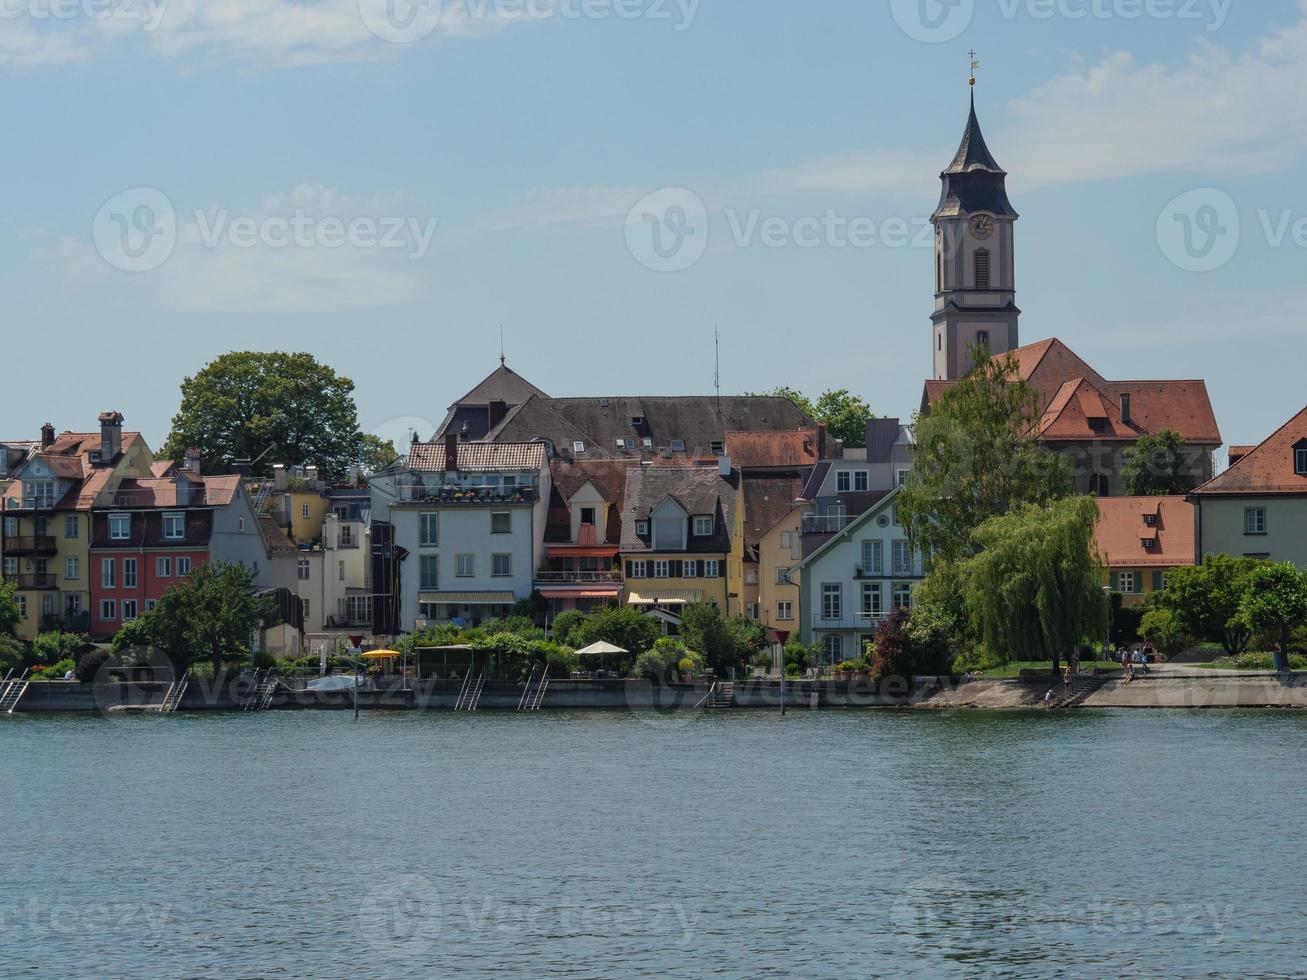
2 415 155 640
285 489 330 544
620 462 739 621
1094 496 1197 607
740 476 804 630
756 504 803 635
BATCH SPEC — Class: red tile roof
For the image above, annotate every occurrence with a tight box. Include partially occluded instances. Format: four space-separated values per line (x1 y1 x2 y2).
1095 496 1196 569
924 339 1222 445
724 430 821 470
1191 405 1307 496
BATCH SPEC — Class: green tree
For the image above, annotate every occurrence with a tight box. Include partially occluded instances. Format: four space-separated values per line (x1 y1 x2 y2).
359 433 402 475
956 496 1107 671
0 578 19 637
30 632 87 666
751 387 873 448
114 562 274 677
1138 608 1192 658
1159 555 1262 655
900 349 1071 564
161 351 379 480
1239 563 1307 662
1122 430 1198 496
575 606 661 658
679 605 765 675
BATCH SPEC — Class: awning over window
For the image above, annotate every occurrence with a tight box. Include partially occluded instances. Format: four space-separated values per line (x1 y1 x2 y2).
537 587 620 599
626 589 703 606
417 592 515 605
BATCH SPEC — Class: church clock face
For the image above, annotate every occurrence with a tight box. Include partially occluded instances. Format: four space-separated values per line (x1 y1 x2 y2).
969 214 994 240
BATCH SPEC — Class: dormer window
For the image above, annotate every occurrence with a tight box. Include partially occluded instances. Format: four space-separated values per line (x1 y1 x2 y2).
710 441 724 455
635 520 649 537
1143 514 1158 527
1141 538 1155 550
693 516 714 537
1296 444 1307 476
573 441 586 454
670 440 686 453
616 438 634 450
631 416 646 427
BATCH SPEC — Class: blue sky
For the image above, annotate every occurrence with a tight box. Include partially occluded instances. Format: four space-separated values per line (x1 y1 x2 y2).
3 0 1305 455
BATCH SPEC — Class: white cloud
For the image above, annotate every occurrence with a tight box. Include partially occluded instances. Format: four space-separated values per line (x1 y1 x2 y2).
753 4 1307 198
462 185 647 236
756 150 944 199
38 183 435 312
0 0 550 71
1008 9 1307 188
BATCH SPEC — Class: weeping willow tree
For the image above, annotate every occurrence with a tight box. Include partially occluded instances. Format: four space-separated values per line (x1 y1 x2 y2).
957 496 1107 671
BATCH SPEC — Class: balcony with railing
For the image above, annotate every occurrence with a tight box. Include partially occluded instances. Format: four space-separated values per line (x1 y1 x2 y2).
336 530 361 549
801 513 853 535
5 573 58 590
854 558 926 579
2 535 58 557
534 570 624 585
3 498 56 512
394 484 538 507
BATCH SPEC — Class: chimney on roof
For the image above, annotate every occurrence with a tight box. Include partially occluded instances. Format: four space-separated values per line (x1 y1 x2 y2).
40 423 54 449
718 454 732 478
230 459 251 477
866 418 901 465
1120 394 1132 425
184 448 202 477
488 400 508 431
98 411 123 462
445 432 459 473
305 465 319 487
273 463 287 491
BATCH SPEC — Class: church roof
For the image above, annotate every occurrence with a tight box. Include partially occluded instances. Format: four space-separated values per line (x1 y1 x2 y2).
934 94 1018 220
922 339 1222 446
945 94 1005 175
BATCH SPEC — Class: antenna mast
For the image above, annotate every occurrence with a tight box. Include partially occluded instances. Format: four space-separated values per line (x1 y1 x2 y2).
714 325 721 414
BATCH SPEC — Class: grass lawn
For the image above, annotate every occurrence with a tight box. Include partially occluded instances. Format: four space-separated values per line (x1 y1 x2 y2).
978 660 1121 679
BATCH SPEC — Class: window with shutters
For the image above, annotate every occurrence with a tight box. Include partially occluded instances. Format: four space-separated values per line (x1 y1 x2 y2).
703 560 720 578
974 249 991 289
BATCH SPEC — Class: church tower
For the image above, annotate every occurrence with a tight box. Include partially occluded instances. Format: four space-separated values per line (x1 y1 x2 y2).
931 90 1020 381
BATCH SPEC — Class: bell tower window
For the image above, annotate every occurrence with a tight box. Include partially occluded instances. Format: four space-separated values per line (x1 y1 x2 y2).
974 249 991 290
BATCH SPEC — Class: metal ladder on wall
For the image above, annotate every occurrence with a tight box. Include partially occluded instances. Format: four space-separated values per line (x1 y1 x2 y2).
518 665 550 711
455 671 485 712
1 669 31 715
242 669 280 712
159 671 190 714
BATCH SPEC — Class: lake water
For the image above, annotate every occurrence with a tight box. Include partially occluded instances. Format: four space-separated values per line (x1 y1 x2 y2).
1 708 1304 978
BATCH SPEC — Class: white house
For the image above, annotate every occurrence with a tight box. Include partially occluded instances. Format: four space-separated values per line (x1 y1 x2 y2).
369 435 551 633
792 487 925 664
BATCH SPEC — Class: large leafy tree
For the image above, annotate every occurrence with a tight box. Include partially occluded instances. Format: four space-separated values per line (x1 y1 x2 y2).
575 605 661 658
1239 563 1307 660
751 386 874 448
679 604 766 674
1122 430 1198 496
899 349 1071 565
112 562 274 677
956 496 1107 671
161 352 391 480
0 578 19 637
1158 554 1262 655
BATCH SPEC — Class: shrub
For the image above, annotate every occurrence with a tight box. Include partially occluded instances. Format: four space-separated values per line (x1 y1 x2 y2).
34 659 76 680
871 608 956 682
550 610 588 648
74 649 110 683
1139 608 1191 658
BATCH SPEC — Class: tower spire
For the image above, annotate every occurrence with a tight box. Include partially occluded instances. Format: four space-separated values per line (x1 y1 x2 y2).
499 325 506 367
969 50 978 89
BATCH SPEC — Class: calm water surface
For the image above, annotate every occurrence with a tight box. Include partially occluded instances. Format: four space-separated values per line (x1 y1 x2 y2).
2 708 1304 978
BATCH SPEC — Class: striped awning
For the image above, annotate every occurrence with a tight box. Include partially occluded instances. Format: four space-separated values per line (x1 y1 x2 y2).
417 592 515 605
626 589 703 606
